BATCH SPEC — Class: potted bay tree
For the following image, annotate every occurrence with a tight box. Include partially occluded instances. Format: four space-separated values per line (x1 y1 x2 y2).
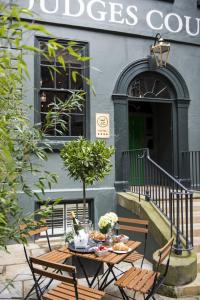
60 138 114 223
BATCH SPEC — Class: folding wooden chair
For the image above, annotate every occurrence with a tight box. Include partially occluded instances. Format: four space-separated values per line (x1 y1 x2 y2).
117 217 149 267
29 256 105 300
20 224 72 299
115 237 174 300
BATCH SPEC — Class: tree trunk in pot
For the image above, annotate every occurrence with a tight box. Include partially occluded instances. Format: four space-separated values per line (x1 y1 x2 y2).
83 179 86 221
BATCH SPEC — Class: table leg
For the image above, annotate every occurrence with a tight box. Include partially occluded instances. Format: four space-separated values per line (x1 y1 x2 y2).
99 266 113 290
99 263 129 298
76 256 103 288
94 267 110 289
90 263 104 287
104 266 117 287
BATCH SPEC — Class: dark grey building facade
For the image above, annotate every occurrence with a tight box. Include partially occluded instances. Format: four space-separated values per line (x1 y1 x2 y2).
17 0 200 234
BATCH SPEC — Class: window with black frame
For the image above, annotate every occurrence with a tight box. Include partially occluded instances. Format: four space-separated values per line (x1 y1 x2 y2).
38 40 88 138
39 201 91 237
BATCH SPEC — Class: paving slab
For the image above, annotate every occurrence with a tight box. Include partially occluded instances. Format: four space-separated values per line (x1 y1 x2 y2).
4 263 31 280
0 280 23 299
23 279 35 299
30 248 46 257
25 243 40 250
0 245 26 266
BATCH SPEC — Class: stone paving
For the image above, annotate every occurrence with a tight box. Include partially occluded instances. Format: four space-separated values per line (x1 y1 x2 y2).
0 240 199 300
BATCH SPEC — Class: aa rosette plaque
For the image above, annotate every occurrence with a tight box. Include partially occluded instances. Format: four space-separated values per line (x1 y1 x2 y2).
96 113 110 138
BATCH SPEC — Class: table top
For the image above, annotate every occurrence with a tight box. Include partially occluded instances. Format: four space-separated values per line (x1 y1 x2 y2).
58 240 141 265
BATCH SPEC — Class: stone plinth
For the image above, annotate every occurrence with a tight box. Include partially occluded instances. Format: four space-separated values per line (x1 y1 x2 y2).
153 251 197 287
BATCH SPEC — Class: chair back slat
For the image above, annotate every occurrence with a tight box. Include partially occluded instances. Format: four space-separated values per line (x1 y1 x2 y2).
32 267 74 284
26 227 48 237
159 248 172 264
20 223 48 237
159 238 174 264
119 224 148 234
30 256 76 274
118 217 149 234
118 217 148 226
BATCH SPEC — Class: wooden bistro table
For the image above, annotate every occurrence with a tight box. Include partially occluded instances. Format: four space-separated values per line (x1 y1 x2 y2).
58 240 141 291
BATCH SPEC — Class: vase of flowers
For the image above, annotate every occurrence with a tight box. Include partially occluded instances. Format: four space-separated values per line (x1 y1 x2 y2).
98 212 118 234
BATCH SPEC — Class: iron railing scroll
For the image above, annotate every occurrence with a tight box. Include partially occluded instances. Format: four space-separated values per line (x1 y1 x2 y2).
122 149 193 254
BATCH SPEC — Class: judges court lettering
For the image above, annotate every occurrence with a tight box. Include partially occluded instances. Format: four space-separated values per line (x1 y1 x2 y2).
23 0 200 41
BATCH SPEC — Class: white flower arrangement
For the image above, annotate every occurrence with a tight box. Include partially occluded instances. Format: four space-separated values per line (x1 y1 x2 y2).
98 212 118 234
105 212 118 224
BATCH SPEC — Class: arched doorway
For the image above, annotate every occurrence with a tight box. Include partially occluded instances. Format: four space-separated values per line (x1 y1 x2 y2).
128 72 176 173
112 59 190 188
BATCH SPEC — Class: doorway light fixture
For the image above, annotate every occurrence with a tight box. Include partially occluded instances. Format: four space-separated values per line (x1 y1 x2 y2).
150 33 170 68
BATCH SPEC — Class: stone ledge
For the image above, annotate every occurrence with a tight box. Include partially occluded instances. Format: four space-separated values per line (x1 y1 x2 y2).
117 192 172 246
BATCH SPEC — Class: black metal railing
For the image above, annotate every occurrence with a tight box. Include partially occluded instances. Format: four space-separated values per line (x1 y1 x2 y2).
122 148 193 253
180 151 200 190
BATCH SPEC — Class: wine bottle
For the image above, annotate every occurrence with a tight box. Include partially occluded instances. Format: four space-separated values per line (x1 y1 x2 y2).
71 211 81 235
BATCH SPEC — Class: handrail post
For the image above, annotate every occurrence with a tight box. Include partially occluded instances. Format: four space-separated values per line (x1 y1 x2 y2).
185 192 189 249
174 193 182 255
190 192 193 247
169 192 173 237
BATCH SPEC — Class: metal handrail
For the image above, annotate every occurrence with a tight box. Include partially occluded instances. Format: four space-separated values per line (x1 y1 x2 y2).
122 148 193 254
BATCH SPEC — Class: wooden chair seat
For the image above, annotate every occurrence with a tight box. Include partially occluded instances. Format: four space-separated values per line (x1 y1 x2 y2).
123 251 143 264
115 238 174 300
43 282 105 300
39 249 72 263
115 267 160 294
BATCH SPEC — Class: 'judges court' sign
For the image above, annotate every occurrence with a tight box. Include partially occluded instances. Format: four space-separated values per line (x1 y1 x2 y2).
16 0 200 44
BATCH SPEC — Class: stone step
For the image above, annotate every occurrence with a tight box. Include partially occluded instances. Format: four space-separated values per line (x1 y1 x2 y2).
172 211 200 218
192 200 200 205
192 228 200 236
193 192 200 199
193 237 200 251
173 214 200 224
192 223 200 236
174 272 200 297
193 206 200 211
164 202 200 210
155 200 200 215
190 211 200 216
189 198 200 203
196 253 200 272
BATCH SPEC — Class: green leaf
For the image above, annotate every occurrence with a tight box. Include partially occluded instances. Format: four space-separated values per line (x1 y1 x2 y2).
22 45 42 53
57 55 66 70
72 70 78 83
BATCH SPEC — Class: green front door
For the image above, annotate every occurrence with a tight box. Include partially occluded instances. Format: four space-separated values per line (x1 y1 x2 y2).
129 115 145 185
129 115 145 150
